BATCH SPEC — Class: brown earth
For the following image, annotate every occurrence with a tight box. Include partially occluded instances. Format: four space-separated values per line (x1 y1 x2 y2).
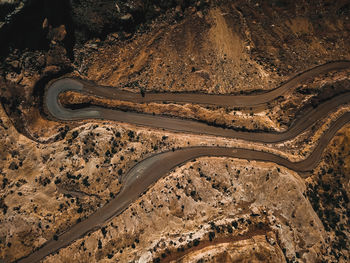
0 1 350 263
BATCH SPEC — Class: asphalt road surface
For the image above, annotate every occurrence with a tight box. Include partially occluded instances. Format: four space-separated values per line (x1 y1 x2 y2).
17 61 350 263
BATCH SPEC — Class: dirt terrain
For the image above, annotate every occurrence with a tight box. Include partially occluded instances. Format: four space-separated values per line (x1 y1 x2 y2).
0 1 350 263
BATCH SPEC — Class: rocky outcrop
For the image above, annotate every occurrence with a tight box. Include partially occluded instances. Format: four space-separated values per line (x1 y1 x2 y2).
0 1 350 262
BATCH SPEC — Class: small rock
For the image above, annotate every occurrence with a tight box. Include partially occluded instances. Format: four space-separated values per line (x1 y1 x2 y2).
266 236 276 246
189 7 196 13
196 11 203 18
115 3 120 12
85 43 98 50
42 18 48 29
251 206 259 215
107 33 119 41
120 13 132 20
43 66 60 75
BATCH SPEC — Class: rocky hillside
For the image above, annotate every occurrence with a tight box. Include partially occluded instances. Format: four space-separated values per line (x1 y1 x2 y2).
0 0 349 262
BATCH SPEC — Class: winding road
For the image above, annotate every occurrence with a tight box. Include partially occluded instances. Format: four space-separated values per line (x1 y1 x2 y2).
18 61 350 263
